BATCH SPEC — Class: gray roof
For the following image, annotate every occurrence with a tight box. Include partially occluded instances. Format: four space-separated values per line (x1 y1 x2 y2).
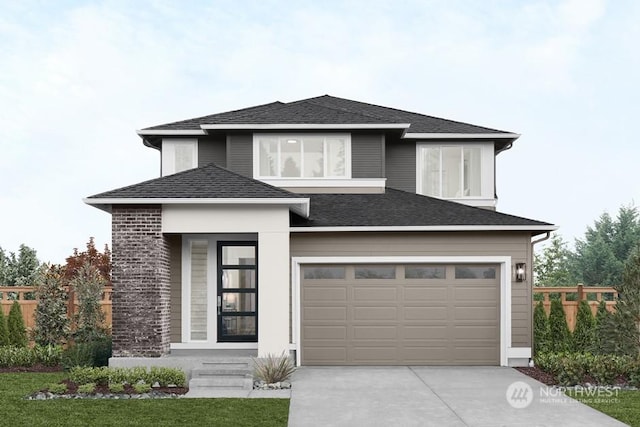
87 163 299 199
291 188 553 228
142 95 511 135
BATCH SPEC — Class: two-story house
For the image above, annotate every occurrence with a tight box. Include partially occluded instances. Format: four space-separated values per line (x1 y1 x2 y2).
86 95 555 367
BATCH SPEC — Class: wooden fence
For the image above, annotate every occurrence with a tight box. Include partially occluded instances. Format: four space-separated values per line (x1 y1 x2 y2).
533 284 617 331
0 286 112 332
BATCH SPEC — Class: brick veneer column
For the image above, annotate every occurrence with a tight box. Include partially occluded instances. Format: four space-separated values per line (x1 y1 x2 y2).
111 205 170 357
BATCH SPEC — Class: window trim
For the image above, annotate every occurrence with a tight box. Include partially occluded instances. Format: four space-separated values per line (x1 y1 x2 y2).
162 138 198 176
415 142 494 202
253 133 352 179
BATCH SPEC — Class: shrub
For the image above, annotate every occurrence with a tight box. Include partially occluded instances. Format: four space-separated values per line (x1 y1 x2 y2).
253 352 296 384
0 345 62 368
78 383 96 394
33 265 69 346
547 299 570 353
628 360 640 387
589 355 629 385
33 345 63 367
61 337 112 369
48 383 67 395
108 382 125 393
0 308 9 346
148 366 186 387
556 354 588 386
533 352 559 374
572 300 594 352
7 301 27 347
533 301 549 354
133 382 152 394
69 366 109 385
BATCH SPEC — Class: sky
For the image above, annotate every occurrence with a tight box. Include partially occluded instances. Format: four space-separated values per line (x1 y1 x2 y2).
0 0 638 264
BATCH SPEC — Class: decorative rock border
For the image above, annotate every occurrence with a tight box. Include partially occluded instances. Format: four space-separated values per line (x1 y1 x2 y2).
253 380 292 390
27 390 184 400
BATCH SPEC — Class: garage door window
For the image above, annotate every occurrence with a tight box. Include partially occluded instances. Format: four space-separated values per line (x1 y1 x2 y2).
303 267 346 279
405 266 446 279
355 266 396 279
455 266 496 279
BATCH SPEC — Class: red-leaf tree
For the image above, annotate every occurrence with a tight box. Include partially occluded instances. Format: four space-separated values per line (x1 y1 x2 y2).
62 238 111 285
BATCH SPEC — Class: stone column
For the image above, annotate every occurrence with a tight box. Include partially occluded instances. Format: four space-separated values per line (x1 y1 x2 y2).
111 205 170 357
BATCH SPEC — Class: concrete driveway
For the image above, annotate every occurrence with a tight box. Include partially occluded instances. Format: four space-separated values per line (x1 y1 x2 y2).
287 367 627 427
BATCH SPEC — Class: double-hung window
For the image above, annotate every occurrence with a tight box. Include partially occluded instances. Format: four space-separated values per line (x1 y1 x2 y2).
254 134 350 179
417 143 493 200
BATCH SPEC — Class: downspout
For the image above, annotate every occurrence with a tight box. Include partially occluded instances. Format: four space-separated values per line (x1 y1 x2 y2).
529 231 551 366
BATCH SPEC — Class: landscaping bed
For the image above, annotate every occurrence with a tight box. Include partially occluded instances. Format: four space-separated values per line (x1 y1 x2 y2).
29 378 188 400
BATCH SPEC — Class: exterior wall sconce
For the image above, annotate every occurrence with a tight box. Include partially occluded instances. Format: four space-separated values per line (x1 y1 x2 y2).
515 263 526 282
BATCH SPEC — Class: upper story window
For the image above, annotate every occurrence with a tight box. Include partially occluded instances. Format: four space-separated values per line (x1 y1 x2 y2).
162 139 198 176
416 143 494 202
254 134 351 179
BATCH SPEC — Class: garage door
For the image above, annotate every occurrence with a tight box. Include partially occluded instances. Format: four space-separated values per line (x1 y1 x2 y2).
301 264 499 365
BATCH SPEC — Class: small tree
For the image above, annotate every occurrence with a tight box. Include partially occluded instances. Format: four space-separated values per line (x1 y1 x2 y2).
63 238 111 285
548 299 570 353
0 308 9 346
71 262 107 343
33 265 69 346
592 300 611 353
572 300 594 352
533 301 549 354
7 301 27 347
596 309 638 356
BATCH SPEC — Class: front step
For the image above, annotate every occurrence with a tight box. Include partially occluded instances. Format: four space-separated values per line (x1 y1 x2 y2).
186 357 254 398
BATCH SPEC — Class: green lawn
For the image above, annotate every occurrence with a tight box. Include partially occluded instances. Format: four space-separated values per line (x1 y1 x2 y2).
568 390 640 427
0 373 289 427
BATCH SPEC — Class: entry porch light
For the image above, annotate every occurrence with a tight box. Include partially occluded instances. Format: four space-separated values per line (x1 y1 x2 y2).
515 263 526 282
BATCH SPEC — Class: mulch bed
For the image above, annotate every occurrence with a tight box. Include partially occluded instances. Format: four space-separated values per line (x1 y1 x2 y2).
0 364 63 373
515 366 557 385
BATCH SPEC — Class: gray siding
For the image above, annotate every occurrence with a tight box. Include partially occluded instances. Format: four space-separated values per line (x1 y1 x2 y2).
168 235 182 344
290 231 533 347
385 140 416 192
351 133 384 178
226 133 253 177
198 135 226 167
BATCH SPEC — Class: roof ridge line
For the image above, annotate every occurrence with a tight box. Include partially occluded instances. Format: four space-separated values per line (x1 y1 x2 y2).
310 95 508 133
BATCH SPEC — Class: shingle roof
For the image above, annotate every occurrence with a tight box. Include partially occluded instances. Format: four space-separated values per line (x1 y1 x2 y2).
142 95 511 134
87 163 299 199
291 188 553 228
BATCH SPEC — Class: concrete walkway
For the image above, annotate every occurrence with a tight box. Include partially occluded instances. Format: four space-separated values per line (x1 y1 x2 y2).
287 367 628 427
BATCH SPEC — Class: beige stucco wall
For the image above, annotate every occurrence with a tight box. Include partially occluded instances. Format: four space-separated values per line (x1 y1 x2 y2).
162 204 291 356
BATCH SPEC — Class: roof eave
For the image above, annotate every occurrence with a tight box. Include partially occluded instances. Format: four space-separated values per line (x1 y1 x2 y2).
83 197 311 218
290 225 557 233
402 132 520 140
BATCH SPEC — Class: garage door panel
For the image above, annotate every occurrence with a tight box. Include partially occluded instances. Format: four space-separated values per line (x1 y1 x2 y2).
304 307 347 321
403 287 448 300
403 325 448 339
301 263 500 366
352 347 398 362
304 325 347 340
353 306 397 321
453 326 496 339
304 287 347 302
403 346 450 363
353 325 398 339
353 287 397 301
404 306 447 320
454 306 498 321
304 347 347 364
